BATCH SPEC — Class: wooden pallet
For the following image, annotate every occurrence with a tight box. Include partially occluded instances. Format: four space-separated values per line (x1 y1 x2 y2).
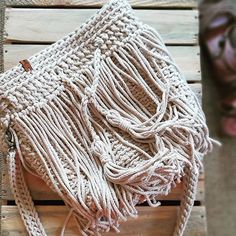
1 0 207 235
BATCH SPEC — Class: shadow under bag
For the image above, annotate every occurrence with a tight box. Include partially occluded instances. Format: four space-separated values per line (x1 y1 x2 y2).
0 0 220 235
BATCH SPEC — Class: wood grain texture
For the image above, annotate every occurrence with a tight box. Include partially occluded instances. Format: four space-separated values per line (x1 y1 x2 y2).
1 167 204 201
4 8 199 45
6 0 197 8
3 45 201 81
1 206 206 236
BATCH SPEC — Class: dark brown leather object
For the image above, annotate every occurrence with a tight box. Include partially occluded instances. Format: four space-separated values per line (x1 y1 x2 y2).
19 59 33 72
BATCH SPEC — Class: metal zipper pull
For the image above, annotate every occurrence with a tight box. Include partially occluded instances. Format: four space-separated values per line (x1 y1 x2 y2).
5 123 16 152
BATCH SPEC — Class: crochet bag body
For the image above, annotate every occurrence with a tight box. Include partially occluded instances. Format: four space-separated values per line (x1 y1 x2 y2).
0 1 219 235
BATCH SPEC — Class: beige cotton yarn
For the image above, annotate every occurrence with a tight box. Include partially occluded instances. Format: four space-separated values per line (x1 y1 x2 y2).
0 0 220 235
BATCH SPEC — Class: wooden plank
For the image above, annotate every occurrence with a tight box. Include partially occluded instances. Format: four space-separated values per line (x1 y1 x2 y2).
3 45 201 81
4 9 198 45
1 206 207 236
6 0 197 9
2 161 204 201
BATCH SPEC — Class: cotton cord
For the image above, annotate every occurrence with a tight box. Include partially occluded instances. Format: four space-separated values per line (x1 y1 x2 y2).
0 0 221 235
6 128 47 236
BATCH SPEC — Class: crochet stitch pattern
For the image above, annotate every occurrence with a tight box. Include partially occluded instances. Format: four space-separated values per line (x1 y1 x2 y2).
0 0 220 235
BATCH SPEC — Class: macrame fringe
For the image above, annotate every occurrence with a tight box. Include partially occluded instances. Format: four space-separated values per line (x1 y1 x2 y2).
61 26 213 196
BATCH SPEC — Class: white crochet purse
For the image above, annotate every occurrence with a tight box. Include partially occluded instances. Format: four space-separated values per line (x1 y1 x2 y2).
0 0 220 235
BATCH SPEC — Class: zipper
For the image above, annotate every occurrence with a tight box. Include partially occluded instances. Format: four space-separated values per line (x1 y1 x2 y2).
5 124 16 152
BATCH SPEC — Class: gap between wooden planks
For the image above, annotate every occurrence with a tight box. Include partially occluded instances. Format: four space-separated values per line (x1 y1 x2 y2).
6 0 197 8
1 206 206 236
4 8 199 45
1 165 205 201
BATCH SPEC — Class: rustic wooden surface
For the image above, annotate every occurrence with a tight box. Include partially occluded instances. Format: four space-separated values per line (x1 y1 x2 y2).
1 0 206 235
1 206 206 236
1 166 205 201
4 9 198 45
6 0 197 8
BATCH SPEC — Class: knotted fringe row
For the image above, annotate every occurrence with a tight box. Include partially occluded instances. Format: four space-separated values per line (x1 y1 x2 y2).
62 73 186 201
61 28 213 186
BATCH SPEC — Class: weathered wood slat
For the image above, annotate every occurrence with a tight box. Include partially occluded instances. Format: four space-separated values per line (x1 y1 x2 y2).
2 167 204 201
1 206 206 236
4 9 198 45
3 45 201 81
6 0 197 8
